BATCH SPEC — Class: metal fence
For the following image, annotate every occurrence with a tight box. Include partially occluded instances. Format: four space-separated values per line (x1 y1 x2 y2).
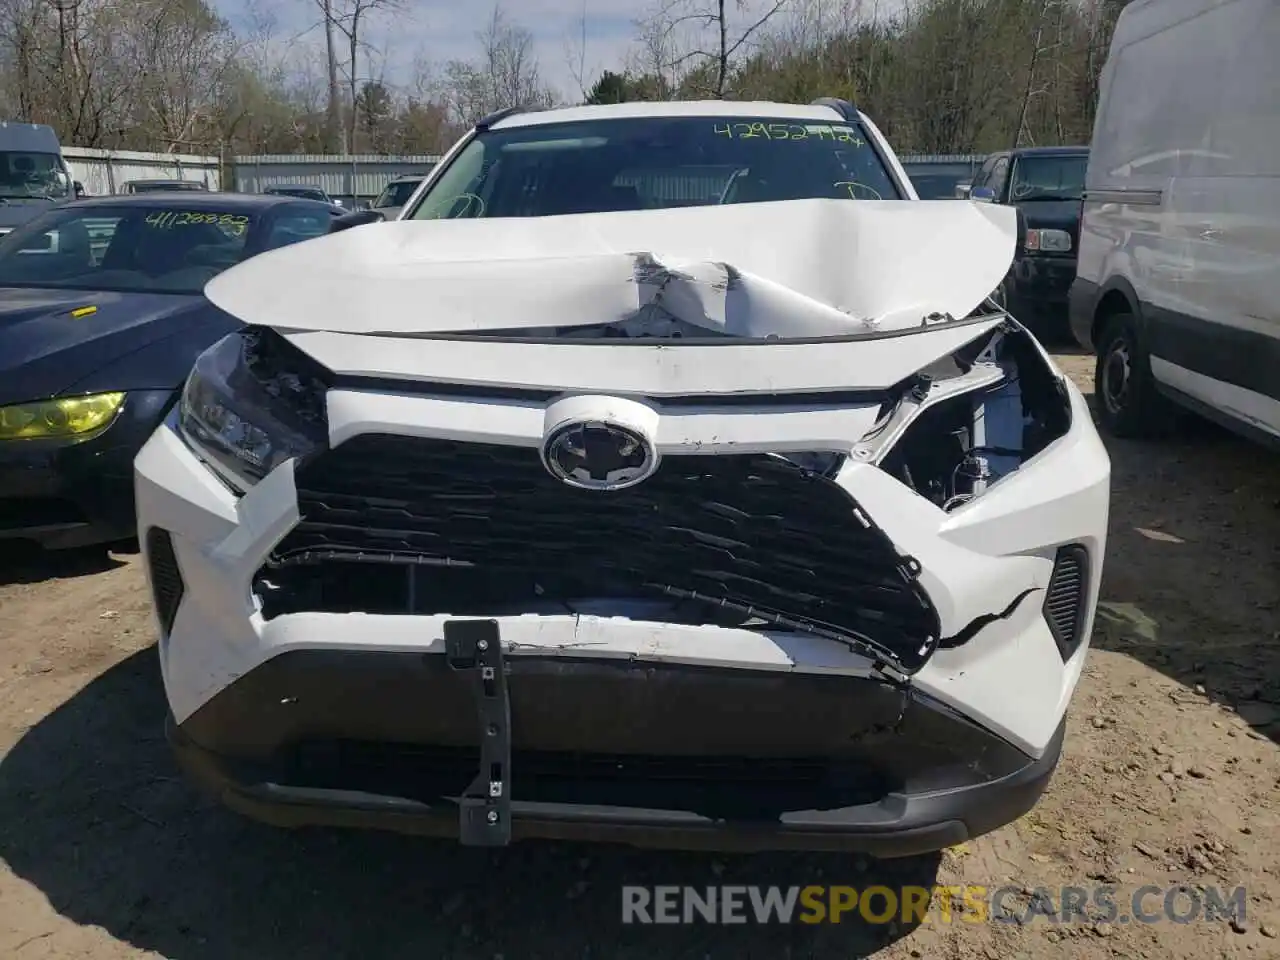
63 146 221 195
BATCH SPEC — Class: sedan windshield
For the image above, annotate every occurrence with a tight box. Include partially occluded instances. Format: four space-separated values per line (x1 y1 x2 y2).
0 205 256 294
407 115 901 219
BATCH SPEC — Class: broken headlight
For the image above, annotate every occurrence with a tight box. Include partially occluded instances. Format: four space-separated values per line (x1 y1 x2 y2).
179 327 329 488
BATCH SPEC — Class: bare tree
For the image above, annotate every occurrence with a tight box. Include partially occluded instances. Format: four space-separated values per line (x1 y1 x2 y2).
642 0 793 97
321 0 344 151
564 0 590 101
311 0 401 153
441 4 554 126
135 0 237 151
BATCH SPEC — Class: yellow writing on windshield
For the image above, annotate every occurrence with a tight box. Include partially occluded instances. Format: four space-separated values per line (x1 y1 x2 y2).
713 123 865 146
144 211 249 230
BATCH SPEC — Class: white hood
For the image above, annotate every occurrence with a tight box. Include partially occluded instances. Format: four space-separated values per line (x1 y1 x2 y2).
206 199 1017 338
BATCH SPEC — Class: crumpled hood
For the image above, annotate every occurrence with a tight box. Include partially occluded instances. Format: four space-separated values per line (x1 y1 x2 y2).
205 198 1018 338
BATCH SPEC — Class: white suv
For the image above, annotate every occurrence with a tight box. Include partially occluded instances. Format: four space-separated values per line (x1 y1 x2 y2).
138 98 1109 855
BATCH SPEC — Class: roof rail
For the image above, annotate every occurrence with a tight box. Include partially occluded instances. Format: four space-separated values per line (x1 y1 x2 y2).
475 105 527 130
810 97 860 121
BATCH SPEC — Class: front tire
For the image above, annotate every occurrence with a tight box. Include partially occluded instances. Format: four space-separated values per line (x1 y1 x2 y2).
1094 310 1175 438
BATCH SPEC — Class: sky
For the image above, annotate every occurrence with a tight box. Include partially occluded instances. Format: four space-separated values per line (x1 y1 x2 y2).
211 0 654 102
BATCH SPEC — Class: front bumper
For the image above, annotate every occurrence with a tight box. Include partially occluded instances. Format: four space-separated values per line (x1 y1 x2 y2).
0 389 173 549
168 651 1067 856
136 336 1108 853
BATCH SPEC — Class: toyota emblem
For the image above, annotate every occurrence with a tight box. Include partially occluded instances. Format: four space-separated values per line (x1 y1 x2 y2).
541 420 658 490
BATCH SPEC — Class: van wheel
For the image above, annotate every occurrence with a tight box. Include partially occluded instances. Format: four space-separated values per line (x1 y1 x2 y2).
1094 311 1174 438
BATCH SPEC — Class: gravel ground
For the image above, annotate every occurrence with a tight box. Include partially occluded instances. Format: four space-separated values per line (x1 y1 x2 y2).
0 349 1278 960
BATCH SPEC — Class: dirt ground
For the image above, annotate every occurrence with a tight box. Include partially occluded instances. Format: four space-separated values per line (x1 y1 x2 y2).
1 350 1278 960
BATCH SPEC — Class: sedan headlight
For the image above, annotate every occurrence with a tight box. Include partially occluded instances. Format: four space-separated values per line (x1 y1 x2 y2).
179 327 329 488
0 391 125 440
1023 228 1072 253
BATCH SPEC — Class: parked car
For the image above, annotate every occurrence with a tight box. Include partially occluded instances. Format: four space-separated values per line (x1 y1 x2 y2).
0 193 343 551
970 146 1089 341
121 179 209 194
1070 0 1279 448
139 98 1110 857
369 174 425 220
0 121 84 237
899 155 986 200
263 184 343 211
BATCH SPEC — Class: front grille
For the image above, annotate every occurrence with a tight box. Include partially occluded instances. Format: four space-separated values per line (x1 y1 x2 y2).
1044 544 1088 660
267 435 941 671
146 527 185 635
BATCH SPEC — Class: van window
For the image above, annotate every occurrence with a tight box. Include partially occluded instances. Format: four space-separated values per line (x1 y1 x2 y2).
0 151 71 200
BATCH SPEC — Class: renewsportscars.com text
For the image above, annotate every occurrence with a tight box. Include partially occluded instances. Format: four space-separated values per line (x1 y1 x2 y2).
621 884 1247 926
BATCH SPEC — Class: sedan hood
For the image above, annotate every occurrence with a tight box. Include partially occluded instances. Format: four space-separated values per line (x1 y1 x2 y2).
205 199 1018 339
0 287 210 406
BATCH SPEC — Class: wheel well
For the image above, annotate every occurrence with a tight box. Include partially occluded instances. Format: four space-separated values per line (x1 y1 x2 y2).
1092 290 1132 346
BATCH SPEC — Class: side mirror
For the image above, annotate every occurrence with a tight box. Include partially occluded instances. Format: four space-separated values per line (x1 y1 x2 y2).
329 209 385 233
73 180 85 198
954 182 972 199
970 186 996 203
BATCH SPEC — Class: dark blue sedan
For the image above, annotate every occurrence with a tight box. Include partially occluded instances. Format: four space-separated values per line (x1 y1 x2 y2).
0 192 343 551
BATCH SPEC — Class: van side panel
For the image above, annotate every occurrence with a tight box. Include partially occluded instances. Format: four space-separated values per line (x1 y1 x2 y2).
1077 0 1280 441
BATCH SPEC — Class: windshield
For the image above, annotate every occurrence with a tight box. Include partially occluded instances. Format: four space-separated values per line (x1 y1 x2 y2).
374 180 421 208
406 116 901 219
0 205 257 294
0 151 71 200
1010 155 1087 201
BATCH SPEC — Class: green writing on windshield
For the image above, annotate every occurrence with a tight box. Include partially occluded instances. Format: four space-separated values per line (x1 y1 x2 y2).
713 123 864 146
144 211 249 230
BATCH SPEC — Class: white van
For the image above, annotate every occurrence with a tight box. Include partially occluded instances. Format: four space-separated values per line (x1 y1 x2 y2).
1069 0 1280 447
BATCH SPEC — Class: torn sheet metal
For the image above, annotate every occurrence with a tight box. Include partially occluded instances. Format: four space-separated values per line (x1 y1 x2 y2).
204 198 1018 338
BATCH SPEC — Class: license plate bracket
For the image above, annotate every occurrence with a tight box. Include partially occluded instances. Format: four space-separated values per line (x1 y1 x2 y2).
444 618 512 846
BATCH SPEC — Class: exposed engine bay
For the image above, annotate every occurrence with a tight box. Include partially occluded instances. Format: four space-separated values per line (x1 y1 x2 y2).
871 319 1072 511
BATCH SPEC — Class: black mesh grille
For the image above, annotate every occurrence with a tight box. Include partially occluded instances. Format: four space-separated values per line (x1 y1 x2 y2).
146 527 185 635
1044 545 1088 660
283 741 887 815
269 435 942 671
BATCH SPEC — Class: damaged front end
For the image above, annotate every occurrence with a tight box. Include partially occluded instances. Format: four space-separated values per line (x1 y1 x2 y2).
246 315 1076 685
147 198 1108 852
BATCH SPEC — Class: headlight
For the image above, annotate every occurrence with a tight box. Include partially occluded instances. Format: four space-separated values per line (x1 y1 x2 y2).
1024 228 1072 253
179 327 329 487
0 391 125 440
